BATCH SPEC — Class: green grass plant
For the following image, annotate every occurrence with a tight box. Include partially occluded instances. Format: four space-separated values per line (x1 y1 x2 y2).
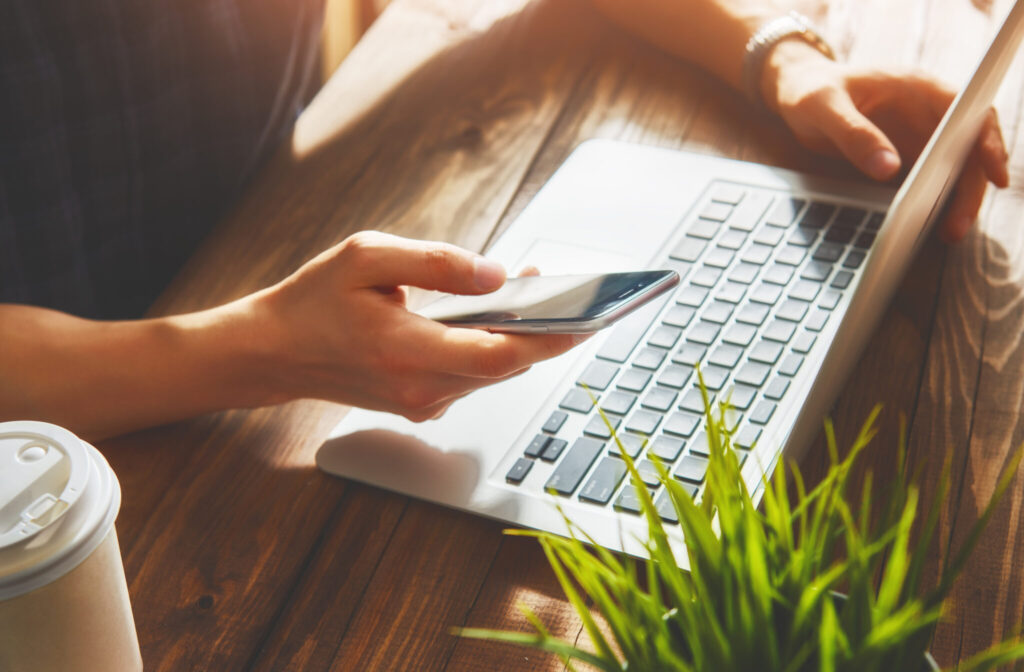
457 383 1024 671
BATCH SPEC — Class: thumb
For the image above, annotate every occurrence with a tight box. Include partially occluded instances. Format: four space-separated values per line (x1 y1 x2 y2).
804 88 902 181
342 232 507 294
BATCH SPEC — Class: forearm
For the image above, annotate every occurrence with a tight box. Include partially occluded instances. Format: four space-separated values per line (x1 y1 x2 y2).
589 0 789 91
0 300 280 441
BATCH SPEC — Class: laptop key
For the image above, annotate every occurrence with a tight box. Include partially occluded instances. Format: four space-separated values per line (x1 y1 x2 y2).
655 491 682 524
636 460 663 487
792 330 817 353
710 184 745 204
579 458 628 504
664 411 701 438
626 409 662 435
677 285 709 307
749 340 783 365
679 388 713 414
776 298 809 323
642 387 678 412
634 346 667 370
750 283 782 306
865 211 885 231
800 261 832 283
753 227 785 247
741 243 773 265
691 266 723 288
716 281 747 304
689 219 721 240
708 343 744 368
542 411 568 434
546 438 605 496
614 487 655 515
831 270 854 289
765 197 806 227
843 250 866 269
601 390 638 416
525 434 551 458
702 301 734 324
663 304 696 328
578 360 619 391
736 302 770 326
776 245 807 266
506 458 533 484
800 202 836 229
704 246 734 268
608 433 645 459
542 438 569 462
664 259 693 281
825 226 856 245
763 319 796 343
834 206 867 229
674 455 709 483
617 367 652 392
854 232 877 249
672 342 707 366
649 325 682 349
735 425 762 450
750 400 777 425
812 242 844 263
819 290 842 310
762 263 794 285
670 235 708 262
689 431 712 456
718 229 748 250
560 387 596 413
735 362 771 387
687 321 720 345
700 202 732 222
764 377 790 401
658 365 692 389
779 353 804 377
788 227 818 247
806 308 830 332
726 384 757 410
699 364 731 391
789 279 821 302
584 414 620 439
729 262 760 284
651 435 686 462
727 191 772 231
723 323 757 347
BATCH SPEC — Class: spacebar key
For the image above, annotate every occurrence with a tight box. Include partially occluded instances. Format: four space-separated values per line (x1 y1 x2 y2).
595 290 672 363
545 438 604 496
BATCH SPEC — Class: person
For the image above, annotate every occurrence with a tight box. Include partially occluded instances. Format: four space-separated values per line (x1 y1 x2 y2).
0 0 1008 441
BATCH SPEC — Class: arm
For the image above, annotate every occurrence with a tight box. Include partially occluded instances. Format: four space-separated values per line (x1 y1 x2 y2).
589 0 1009 241
0 232 582 441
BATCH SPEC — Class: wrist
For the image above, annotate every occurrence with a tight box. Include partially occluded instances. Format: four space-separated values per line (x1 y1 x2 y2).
759 38 834 114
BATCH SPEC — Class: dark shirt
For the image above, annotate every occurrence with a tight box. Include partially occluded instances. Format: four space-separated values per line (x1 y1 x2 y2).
0 0 324 319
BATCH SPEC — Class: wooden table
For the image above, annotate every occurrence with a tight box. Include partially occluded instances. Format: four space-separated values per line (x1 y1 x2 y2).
99 0 1024 668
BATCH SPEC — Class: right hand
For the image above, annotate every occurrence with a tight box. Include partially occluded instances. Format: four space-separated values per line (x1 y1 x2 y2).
248 231 585 421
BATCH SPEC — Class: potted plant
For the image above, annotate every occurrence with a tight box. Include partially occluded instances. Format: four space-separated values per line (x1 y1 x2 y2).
458 391 1024 671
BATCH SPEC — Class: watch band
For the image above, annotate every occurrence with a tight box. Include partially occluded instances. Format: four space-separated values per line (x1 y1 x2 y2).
742 11 836 110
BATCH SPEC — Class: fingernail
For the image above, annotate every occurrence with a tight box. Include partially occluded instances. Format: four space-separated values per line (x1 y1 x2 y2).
473 257 506 290
866 149 901 180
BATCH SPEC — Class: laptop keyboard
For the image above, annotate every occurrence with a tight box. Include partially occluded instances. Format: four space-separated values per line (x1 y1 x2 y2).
503 181 884 523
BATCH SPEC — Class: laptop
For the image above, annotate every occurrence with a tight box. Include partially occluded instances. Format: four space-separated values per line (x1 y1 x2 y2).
317 2 1024 559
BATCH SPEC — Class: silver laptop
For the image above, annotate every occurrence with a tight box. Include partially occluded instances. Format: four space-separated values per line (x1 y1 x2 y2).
317 2 1024 559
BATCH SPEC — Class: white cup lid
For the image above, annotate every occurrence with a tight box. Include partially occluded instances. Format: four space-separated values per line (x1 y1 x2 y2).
0 422 89 549
0 421 120 599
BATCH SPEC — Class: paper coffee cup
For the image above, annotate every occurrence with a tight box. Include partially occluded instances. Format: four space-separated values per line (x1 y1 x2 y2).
0 421 142 672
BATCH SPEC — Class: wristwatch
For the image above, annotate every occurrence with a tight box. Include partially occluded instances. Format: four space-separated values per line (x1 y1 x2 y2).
742 11 836 110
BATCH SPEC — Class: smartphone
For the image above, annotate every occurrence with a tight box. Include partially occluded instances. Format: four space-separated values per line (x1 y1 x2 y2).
417 270 680 333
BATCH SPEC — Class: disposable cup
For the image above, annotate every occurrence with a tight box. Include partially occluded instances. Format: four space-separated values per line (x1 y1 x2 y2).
0 421 142 672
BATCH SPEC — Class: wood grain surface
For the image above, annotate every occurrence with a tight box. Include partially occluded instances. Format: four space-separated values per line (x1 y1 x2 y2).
96 0 1024 669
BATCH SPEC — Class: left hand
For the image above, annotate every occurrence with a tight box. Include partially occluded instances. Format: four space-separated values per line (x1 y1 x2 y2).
762 40 1009 242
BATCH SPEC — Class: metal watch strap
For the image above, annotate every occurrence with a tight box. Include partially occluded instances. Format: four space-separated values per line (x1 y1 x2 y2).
742 11 836 110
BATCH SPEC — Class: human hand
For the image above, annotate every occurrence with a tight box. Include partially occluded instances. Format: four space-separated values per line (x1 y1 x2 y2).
762 40 1009 242
249 232 584 421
